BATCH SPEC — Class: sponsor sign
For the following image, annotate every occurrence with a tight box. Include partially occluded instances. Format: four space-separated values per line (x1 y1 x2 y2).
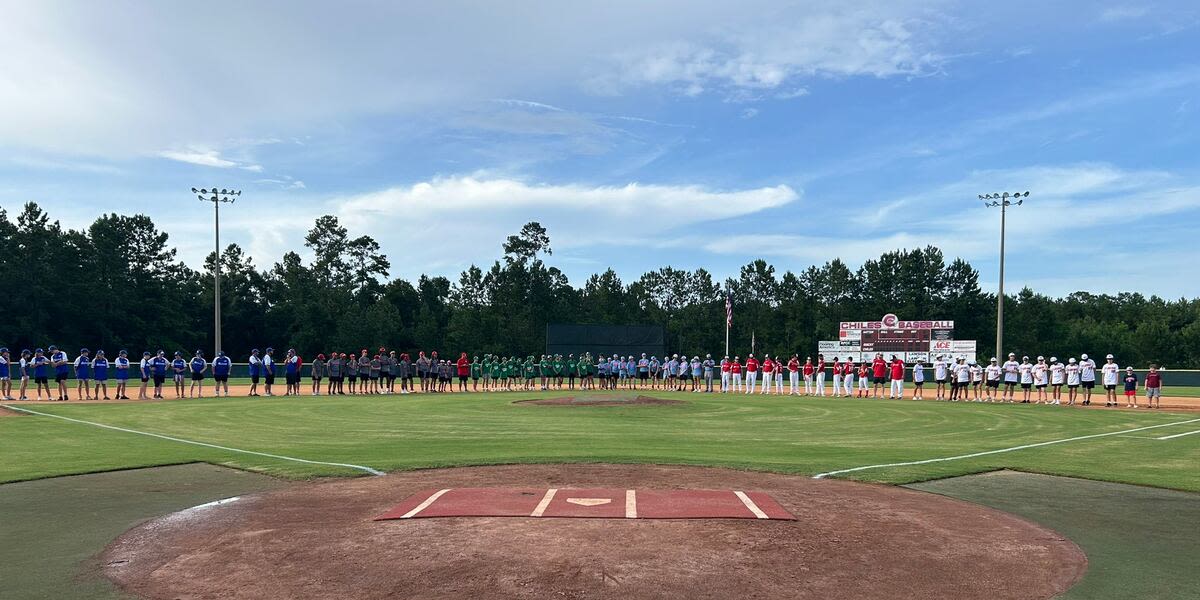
951 340 977 352
838 329 862 341
818 341 839 353
907 351 930 364
931 328 954 341
929 340 954 353
839 314 954 331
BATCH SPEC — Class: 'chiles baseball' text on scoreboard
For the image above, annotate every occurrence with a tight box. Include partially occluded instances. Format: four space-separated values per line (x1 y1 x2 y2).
819 314 976 363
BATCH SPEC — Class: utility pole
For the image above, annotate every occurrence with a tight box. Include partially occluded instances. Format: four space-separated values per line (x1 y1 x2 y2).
193 187 240 358
980 191 1030 361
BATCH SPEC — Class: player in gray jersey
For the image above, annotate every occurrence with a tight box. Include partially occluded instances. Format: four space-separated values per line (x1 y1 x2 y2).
327 354 343 395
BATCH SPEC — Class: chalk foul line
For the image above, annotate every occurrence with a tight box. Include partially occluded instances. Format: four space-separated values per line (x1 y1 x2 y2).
813 417 1200 479
0 404 384 476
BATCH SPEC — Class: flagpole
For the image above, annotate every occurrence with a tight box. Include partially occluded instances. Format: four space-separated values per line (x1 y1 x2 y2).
725 322 729 357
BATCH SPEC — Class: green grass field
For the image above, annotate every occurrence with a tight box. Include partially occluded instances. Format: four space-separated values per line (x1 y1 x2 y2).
3 391 1198 490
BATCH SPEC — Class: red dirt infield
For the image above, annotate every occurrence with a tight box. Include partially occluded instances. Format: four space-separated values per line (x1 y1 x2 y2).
103 464 1086 599
376 487 795 520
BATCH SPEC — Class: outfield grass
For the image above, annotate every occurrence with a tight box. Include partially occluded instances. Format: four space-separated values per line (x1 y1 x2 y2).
3 391 1198 490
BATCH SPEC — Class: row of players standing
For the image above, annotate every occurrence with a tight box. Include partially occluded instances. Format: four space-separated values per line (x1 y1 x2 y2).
0 346 240 401
927 353 1164 408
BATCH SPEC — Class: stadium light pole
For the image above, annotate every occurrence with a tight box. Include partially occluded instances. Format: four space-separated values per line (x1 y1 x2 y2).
193 187 241 358
980 191 1030 362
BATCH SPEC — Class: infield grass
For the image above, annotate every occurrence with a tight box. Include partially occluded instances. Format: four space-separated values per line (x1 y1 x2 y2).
2 391 1198 491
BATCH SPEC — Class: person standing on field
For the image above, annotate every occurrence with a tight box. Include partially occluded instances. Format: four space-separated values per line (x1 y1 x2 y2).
1001 353 1019 402
933 354 948 400
985 358 1001 401
18 349 32 400
842 356 855 397
815 354 827 397
730 356 743 392
831 356 842 398
0 348 11 401
888 355 904 399
1145 364 1162 408
262 348 277 396
91 350 109 400
1102 354 1120 407
759 355 773 394
1049 357 1064 404
213 351 232 397
744 354 759 394
189 350 207 398
911 359 925 400
871 353 886 398
1079 353 1097 405
1018 356 1034 403
703 354 715 392
74 348 92 400
803 357 815 395
1065 358 1081 405
311 353 325 396
1034 356 1049 403
114 349 130 400
248 349 263 397
1122 367 1138 408
787 354 800 395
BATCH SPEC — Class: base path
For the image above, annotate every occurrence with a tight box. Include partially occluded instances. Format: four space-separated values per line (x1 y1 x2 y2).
104 464 1085 599
376 487 794 520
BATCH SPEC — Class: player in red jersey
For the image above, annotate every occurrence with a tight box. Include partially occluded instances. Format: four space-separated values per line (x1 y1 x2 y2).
744 354 759 394
787 354 800 395
730 356 743 392
871 353 887 398
857 362 870 397
802 357 815 395
842 356 855 396
888 355 905 399
815 354 826 397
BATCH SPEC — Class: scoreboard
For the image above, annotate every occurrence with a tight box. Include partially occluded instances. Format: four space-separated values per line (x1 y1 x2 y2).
820 313 975 363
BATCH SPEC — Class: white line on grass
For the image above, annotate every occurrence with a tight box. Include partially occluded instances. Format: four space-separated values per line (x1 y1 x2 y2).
812 417 1200 479
1157 429 1200 440
0 404 385 476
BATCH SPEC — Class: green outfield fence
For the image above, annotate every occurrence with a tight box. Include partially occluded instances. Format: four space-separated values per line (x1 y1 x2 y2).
32 364 1200 386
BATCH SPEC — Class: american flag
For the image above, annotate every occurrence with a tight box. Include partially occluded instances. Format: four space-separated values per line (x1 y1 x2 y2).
725 291 733 329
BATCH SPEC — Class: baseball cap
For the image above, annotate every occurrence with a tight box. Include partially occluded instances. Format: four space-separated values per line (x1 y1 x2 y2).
1081 353 1089 360
143 351 151 356
119 349 127 356
1037 355 1044 361
1126 366 1133 371
1008 352 1015 357
1069 357 1077 363
990 357 997 362
1050 356 1057 362
80 348 89 353
0 347 7 353
1106 354 1114 359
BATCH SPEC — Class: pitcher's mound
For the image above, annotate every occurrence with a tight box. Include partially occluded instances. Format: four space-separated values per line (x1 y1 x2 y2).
103 464 1085 599
515 394 685 406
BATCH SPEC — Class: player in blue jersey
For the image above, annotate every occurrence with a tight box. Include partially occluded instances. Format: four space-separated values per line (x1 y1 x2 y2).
189 350 208 398
152 350 169 399
114 350 131 400
171 351 187 398
73 348 93 400
212 351 232 397
263 348 277 396
248 349 262 397
49 345 70 401
0 347 11 401
92 350 110 400
32 349 50 400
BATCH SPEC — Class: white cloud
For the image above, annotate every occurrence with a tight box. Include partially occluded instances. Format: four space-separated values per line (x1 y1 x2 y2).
592 5 946 97
1100 6 1149 22
158 149 238 168
331 176 798 275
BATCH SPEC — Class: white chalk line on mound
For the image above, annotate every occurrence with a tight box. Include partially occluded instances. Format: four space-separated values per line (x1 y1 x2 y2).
812 417 1200 479
0 404 385 476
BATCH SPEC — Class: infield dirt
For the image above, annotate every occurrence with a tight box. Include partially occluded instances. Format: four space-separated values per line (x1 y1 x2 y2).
104 463 1085 599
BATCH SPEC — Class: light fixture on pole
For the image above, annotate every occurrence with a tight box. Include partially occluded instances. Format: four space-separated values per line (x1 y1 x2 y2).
193 187 241 358
979 191 1030 362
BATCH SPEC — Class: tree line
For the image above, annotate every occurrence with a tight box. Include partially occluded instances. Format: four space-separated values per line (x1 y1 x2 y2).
2 202 1198 367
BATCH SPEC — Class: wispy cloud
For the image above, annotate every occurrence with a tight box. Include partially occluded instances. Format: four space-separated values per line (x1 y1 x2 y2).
158 149 238 168
1099 6 1149 22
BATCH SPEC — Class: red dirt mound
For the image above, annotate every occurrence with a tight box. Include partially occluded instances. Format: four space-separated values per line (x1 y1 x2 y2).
103 464 1085 599
515 394 685 406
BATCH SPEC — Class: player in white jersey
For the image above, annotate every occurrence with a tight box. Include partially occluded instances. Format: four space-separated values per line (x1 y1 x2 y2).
1018 356 1034 403
953 359 971 401
1101 354 1120 407
911 360 925 400
969 360 983 401
932 355 949 400
1001 353 1019 402
1078 353 1097 405
1033 356 1049 403
1065 358 1081 405
1048 357 1064 404
985 358 1001 402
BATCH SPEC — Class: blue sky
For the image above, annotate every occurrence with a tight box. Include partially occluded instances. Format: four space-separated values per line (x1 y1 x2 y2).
3 1 1199 297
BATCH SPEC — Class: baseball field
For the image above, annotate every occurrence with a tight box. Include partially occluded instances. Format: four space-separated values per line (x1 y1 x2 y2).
2 389 1199 599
